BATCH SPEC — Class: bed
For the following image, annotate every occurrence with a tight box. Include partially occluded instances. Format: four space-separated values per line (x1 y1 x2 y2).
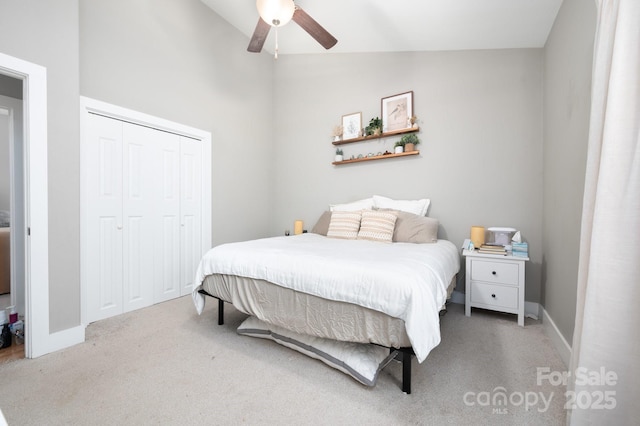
192 198 460 393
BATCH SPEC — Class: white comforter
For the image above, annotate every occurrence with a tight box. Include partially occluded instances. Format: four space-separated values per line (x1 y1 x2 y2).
192 233 460 363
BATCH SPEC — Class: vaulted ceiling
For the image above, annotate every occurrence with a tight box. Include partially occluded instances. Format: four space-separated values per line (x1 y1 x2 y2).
201 0 563 55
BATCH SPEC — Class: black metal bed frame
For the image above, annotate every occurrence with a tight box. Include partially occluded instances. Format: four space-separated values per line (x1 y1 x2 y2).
198 289 420 394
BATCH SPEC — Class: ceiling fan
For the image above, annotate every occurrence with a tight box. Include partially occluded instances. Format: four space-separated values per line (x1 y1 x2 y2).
247 0 338 56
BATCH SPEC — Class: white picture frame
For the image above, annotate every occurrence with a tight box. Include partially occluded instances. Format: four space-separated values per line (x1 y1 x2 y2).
341 112 362 140
382 91 413 132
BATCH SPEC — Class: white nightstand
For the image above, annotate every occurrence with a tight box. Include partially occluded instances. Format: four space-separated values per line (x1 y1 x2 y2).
463 249 529 326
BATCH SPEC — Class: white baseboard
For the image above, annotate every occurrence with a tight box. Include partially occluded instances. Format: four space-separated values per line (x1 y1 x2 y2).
541 306 572 367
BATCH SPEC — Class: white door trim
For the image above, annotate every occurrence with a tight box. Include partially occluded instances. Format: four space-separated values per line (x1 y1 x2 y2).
0 52 79 358
80 96 212 326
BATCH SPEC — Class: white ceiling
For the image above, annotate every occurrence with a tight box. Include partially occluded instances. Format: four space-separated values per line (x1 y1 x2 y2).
200 0 563 55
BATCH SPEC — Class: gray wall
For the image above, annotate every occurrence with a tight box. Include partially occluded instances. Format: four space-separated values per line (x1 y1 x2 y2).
1 0 274 333
80 0 275 246
0 0 598 346
542 0 596 343
0 0 80 332
272 50 544 298
0 74 22 99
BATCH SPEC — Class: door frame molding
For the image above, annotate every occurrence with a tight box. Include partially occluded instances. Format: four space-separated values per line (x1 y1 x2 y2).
0 52 78 358
79 96 212 326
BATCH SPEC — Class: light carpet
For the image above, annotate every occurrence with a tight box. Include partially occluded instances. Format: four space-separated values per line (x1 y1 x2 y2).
0 296 567 425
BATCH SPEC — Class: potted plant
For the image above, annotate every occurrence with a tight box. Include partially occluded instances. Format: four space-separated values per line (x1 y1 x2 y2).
366 117 383 136
394 140 405 154
400 133 420 152
335 147 344 162
332 125 343 142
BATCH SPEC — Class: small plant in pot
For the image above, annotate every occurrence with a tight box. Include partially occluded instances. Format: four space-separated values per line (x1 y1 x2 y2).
400 133 420 152
335 147 344 162
394 140 405 154
331 125 343 142
366 117 383 136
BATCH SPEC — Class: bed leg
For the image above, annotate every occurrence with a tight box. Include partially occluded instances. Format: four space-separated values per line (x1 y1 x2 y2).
217 298 224 325
401 350 412 394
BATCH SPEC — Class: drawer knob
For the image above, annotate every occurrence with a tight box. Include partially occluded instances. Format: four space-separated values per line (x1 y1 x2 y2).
491 294 496 298
492 271 497 275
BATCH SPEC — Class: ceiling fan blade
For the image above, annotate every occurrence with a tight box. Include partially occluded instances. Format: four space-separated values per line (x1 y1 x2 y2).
247 18 271 53
292 6 337 50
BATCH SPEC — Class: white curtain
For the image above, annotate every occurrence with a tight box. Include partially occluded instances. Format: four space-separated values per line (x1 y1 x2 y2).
569 0 640 424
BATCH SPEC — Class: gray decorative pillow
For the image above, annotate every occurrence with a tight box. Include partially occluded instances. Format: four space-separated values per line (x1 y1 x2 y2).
310 211 331 236
392 210 439 243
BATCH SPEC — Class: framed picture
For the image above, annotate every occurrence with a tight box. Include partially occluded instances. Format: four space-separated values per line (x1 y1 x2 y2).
381 91 413 132
341 112 362 140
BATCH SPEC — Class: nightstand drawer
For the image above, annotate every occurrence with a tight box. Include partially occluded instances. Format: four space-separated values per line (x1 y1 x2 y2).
470 259 519 285
471 282 518 310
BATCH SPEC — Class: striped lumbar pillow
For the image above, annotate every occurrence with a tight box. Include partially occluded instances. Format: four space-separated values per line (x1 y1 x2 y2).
326 211 362 240
357 210 398 243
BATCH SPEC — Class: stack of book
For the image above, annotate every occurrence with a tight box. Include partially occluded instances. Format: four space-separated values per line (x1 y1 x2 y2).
512 242 529 258
477 244 507 255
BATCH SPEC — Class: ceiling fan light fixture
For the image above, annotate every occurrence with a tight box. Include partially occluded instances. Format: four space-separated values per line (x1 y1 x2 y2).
256 0 295 27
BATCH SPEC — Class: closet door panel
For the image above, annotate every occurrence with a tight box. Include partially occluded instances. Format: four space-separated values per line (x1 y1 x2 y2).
122 124 157 312
180 137 202 295
155 132 181 303
83 99 211 324
85 114 124 322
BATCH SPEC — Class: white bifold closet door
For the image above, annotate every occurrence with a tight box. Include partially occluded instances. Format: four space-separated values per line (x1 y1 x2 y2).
84 113 201 323
179 136 202 298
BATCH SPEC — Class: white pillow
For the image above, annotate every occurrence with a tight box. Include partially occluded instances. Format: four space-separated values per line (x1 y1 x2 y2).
327 211 362 240
237 316 397 387
373 195 430 216
357 210 398 243
329 197 374 212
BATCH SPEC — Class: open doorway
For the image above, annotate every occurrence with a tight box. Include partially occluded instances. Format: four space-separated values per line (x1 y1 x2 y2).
0 52 80 360
0 74 26 361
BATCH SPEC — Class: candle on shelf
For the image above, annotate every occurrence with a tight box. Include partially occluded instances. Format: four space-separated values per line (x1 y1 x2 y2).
294 220 303 235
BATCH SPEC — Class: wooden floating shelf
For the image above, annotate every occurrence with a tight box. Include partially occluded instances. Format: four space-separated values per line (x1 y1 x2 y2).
332 127 420 146
333 150 419 165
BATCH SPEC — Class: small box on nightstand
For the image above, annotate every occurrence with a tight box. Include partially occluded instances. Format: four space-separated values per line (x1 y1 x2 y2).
463 248 529 326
